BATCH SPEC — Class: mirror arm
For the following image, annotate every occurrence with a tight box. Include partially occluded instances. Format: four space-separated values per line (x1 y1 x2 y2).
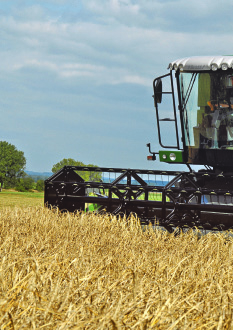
146 143 158 161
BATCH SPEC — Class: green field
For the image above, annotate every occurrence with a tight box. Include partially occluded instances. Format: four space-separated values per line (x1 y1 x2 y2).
0 190 44 208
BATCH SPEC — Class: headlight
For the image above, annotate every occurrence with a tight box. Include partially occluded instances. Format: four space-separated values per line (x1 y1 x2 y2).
162 154 167 160
221 63 228 70
170 153 176 161
211 63 218 71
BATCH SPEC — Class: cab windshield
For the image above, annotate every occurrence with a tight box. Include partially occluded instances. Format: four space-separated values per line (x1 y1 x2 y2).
179 71 233 150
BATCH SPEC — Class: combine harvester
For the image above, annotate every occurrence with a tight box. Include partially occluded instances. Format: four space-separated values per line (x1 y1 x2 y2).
45 56 233 231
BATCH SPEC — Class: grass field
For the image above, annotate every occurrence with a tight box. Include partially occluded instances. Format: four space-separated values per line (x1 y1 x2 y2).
0 201 233 328
0 190 44 208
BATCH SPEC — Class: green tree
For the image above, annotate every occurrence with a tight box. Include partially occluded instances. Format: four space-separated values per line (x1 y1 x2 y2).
15 176 35 192
52 158 85 173
0 141 26 190
52 158 101 182
36 179 45 192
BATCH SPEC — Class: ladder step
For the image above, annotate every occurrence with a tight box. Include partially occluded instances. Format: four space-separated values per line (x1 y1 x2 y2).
159 118 175 121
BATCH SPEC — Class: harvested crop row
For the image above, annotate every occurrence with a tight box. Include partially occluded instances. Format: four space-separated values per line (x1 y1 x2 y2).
0 207 233 329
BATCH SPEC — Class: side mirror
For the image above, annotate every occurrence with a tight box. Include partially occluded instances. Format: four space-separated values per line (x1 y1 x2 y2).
154 79 162 104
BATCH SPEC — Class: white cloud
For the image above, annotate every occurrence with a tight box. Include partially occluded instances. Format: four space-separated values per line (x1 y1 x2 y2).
82 0 233 34
0 15 158 86
85 0 140 15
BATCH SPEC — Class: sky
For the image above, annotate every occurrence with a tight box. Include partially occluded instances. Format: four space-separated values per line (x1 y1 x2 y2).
1 0 233 172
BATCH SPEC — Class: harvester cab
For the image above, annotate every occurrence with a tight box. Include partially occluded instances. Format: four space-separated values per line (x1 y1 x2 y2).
45 56 233 231
151 56 233 173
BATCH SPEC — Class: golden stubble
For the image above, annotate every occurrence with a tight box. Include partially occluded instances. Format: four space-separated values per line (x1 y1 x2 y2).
0 207 233 329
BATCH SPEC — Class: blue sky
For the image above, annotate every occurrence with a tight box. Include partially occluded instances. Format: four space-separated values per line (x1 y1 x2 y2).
1 0 233 172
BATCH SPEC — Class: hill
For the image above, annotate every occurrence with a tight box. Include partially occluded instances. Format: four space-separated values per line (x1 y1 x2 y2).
25 171 52 182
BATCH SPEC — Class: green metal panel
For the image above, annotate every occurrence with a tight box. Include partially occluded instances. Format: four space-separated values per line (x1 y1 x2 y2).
159 150 184 163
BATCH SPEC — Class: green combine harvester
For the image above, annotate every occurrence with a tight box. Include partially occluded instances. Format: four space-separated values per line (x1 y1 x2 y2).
45 56 233 231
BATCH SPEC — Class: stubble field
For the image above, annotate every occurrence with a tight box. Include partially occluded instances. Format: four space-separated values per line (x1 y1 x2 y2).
1 192 233 328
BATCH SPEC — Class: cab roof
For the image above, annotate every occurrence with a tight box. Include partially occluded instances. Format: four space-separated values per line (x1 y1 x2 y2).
168 56 233 72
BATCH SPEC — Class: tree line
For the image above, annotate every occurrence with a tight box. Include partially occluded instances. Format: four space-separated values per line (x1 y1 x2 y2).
0 141 44 192
0 141 100 192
